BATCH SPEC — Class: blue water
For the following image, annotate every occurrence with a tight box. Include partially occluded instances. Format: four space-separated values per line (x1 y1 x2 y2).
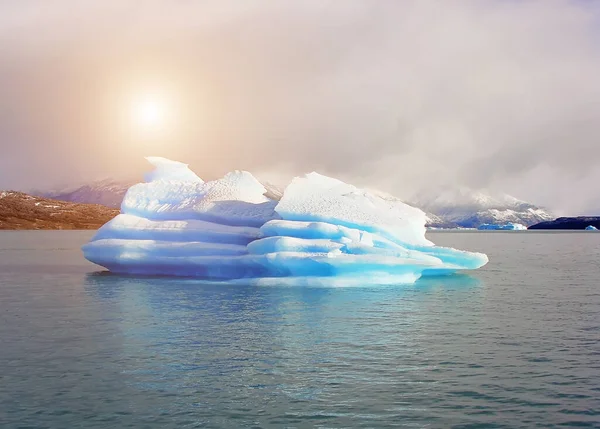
0 231 599 428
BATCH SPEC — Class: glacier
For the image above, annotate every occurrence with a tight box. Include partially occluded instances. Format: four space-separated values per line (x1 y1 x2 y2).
82 157 488 286
477 223 527 231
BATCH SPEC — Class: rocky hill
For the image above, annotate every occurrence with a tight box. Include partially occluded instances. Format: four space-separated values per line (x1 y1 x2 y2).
0 191 119 230
529 216 600 230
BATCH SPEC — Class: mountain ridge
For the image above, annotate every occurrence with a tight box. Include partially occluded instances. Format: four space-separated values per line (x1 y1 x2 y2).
409 186 554 228
33 180 553 228
34 179 134 209
529 216 600 230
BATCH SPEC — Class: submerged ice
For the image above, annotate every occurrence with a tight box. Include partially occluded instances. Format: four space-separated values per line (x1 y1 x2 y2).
83 157 488 285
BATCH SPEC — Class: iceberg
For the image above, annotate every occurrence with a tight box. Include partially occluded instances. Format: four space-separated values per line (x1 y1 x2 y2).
477 223 526 231
585 225 598 231
82 157 488 286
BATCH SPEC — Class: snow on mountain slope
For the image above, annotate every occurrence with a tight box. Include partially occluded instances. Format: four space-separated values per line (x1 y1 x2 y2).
33 180 552 229
262 182 284 201
34 179 135 208
36 179 280 210
410 187 553 228
364 188 457 229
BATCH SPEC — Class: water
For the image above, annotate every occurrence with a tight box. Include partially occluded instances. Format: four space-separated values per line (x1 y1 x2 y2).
0 231 599 428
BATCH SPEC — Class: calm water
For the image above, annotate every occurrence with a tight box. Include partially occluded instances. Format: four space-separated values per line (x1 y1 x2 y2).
0 231 599 429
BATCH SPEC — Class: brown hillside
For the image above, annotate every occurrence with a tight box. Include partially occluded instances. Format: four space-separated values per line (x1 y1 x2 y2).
0 191 119 230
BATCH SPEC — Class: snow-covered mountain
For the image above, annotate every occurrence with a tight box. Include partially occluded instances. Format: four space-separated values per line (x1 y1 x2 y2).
37 179 284 209
34 179 134 209
409 187 554 228
32 180 553 229
262 182 284 201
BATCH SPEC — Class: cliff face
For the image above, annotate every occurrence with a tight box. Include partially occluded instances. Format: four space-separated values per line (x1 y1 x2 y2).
0 191 119 230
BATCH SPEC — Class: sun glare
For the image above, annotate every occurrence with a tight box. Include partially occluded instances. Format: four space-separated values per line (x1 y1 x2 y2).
131 96 166 132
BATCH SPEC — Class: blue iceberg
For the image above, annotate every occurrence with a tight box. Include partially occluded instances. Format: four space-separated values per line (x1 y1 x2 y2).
585 225 598 231
83 157 488 286
477 223 526 231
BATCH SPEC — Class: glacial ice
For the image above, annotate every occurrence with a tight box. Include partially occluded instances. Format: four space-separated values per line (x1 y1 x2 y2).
82 157 488 285
585 225 598 231
477 223 526 231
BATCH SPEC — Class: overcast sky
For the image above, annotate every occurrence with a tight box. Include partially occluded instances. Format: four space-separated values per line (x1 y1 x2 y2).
1 0 599 214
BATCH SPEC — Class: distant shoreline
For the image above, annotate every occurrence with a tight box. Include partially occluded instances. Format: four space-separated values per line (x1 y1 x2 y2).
2 190 596 232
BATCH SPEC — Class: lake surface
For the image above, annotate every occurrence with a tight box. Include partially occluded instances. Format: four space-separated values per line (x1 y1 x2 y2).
0 231 599 428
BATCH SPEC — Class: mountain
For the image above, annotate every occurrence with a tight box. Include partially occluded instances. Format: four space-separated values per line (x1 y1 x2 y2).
32 179 552 229
422 212 460 229
410 187 554 228
37 179 281 208
262 182 284 201
34 179 134 209
0 191 119 230
529 216 600 230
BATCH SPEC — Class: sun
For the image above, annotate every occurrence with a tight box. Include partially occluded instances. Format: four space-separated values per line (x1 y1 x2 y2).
131 95 167 132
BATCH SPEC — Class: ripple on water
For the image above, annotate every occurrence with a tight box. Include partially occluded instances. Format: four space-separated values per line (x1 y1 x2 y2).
0 231 599 428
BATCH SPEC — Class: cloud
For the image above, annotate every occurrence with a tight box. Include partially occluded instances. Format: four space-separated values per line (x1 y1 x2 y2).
1 0 599 213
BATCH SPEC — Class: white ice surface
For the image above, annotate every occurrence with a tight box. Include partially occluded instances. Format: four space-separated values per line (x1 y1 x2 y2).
83 158 488 285
477 223 526 230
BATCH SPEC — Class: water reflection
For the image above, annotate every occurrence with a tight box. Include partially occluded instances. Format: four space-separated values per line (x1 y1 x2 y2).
6 231 600 428
414 272 482 290
83 272 484 408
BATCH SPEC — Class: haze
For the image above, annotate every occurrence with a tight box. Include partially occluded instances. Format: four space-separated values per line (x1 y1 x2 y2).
1 0 599 214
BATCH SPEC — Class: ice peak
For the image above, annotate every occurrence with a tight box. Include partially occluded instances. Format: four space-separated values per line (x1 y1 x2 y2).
144 156 203 183
82 157 488 285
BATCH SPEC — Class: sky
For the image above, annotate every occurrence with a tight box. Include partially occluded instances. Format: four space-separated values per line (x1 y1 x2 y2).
1 0 600 214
